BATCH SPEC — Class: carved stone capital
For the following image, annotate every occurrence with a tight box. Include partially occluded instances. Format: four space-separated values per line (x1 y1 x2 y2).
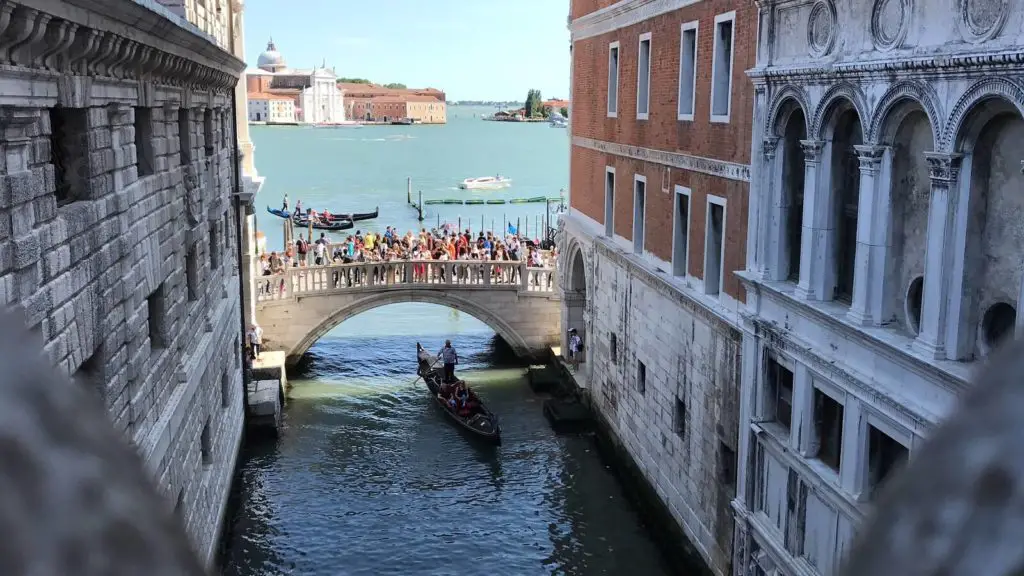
800 139 826 164
106 102 130 122
924 152 963 184
762 137 780 160
854 144 886 173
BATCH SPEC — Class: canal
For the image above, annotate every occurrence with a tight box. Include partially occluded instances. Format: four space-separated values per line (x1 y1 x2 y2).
219 303 673 575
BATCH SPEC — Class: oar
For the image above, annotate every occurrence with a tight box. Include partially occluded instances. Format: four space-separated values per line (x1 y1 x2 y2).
410 356 441 386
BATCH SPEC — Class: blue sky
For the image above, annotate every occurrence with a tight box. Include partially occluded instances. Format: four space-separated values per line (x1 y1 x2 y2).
243 0 570 102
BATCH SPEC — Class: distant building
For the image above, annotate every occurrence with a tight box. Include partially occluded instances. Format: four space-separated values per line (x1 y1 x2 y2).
542 99 570 114
247 93 297 123
340 82 447 124
246 39 344 124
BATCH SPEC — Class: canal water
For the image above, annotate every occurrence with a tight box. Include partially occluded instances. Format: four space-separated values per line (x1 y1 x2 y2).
220 108 673 575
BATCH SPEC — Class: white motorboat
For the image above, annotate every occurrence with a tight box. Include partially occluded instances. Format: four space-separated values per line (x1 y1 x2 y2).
458 176 512 190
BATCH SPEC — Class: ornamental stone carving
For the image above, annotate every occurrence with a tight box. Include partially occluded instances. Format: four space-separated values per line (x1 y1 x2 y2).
870 0 910 51
807 0 837 58
924 152 963 183
800 140 826 164
957 0 1008 43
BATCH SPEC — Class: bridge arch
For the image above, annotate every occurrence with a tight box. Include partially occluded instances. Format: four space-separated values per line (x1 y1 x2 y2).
290 290 533 361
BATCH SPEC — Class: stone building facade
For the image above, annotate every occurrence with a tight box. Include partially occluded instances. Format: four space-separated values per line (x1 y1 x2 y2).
733 0 1024 574
562 1 757 573
0 0 245 567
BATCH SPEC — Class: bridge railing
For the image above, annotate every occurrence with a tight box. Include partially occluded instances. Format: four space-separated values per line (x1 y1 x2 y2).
255 260 556 302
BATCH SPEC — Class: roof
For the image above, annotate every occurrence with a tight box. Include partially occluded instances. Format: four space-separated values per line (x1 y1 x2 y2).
247 92 296 101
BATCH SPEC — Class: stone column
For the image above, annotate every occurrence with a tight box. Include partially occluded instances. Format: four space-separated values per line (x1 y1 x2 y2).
736 329 761 504
838 396 865 496
848 145 888 325
760 137 780 281
792 363 814 455
796 140 829 300
913 152 962 359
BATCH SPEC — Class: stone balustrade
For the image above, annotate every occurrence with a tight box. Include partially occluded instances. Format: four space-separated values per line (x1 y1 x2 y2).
256 260 557 302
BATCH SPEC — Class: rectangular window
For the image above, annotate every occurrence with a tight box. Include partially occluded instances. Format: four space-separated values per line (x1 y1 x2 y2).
178 108 191 165
710 11 736 122
633 176 646 255
209 222 221 270
608 42 620 117
186 245 199 301
610 332 618 364
867 424 909 497
134 107 154 177
605 167 615 237
704 196 726 296
813 388 844 472
201 418 212 466
636 360 646 395
678 21 699 120
49 107 90 205
672 186 691 277
147 283 167 351
221 371 231 409
636 33 652 120
765 355 793 431
674 396 687 438
720 441 737 489
203 109 214 156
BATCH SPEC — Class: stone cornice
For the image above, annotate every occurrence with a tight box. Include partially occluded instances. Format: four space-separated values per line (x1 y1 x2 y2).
570 0 703 42
573 136 751 182
1 0 243 91
748 49 1024 82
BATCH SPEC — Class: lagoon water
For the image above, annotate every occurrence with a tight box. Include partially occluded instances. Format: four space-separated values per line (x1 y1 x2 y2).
219 107 673 575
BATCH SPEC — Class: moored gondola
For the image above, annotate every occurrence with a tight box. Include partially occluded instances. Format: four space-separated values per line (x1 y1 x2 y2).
265 206 355 231
416 343 501 445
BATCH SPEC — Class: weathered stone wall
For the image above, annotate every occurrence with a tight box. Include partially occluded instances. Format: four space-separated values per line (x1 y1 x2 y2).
0 0 244 567
737 1 1024 574
559 213 741 576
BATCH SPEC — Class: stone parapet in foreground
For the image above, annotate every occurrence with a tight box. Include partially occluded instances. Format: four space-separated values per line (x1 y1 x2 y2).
0 0 245 567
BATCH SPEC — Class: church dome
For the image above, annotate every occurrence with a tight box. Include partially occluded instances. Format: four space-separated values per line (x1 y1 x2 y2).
257 38 287 72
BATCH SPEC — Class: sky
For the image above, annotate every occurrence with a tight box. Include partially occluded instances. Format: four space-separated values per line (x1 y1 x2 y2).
243 0 571 102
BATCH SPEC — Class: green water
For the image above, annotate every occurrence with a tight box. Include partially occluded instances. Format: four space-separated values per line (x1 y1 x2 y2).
220 109 676 575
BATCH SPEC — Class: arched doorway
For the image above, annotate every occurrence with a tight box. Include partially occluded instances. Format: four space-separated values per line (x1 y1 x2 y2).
565 248 587 366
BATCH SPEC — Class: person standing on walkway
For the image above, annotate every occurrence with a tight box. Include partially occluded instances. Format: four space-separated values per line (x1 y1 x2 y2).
438 340 459 383
568 328 582 372
247 323 264 361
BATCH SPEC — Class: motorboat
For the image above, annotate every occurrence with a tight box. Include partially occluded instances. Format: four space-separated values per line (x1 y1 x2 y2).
458 176 512 190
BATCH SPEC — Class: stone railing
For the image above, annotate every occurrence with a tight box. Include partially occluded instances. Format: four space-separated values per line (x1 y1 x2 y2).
255 260 557 302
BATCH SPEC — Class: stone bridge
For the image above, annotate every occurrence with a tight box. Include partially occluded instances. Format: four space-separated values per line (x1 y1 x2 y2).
256 260 562 364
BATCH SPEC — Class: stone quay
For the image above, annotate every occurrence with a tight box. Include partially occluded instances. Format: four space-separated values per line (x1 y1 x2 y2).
0 0 248 567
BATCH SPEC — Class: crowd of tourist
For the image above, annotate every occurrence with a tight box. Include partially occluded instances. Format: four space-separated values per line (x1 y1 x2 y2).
256 225 557 296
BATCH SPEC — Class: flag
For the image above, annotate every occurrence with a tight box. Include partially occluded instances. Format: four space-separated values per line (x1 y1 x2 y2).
507 223 518 235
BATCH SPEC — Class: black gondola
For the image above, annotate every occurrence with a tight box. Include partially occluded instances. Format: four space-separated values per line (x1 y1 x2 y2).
348 206 379 222
416 343 501 445
265 206 354 231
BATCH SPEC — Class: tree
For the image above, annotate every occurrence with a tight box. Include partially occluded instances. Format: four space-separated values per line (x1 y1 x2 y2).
560 106 568 117
384 83 407 89
338 77 371 84
523 89 536 117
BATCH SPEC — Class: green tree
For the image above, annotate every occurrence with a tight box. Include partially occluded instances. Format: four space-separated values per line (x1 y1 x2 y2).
338 77 372 84
524 89 536 117
560 106 568 117
384 83 407 89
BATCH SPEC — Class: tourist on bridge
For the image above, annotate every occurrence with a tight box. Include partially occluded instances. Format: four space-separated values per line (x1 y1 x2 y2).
282 194 289 212
438 340 459 383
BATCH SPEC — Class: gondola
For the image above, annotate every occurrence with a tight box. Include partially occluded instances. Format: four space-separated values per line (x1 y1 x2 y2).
416 343 501 445
267 205 377 223
265 206 354 231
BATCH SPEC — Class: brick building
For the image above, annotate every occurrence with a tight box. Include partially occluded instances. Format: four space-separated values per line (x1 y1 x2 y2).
733 1 1024 575
559 1 756 574
341 83 448 124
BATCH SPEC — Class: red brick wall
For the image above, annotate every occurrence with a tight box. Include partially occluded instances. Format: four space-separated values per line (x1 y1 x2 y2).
572 147 748 301
571 0 621 21
571 1 756 163
569 0 753 302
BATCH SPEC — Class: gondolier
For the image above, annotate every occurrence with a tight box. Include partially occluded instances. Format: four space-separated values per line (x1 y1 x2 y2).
438 340 459 383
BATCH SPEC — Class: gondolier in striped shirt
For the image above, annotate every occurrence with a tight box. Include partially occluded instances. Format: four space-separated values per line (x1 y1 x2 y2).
438 340 459 384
